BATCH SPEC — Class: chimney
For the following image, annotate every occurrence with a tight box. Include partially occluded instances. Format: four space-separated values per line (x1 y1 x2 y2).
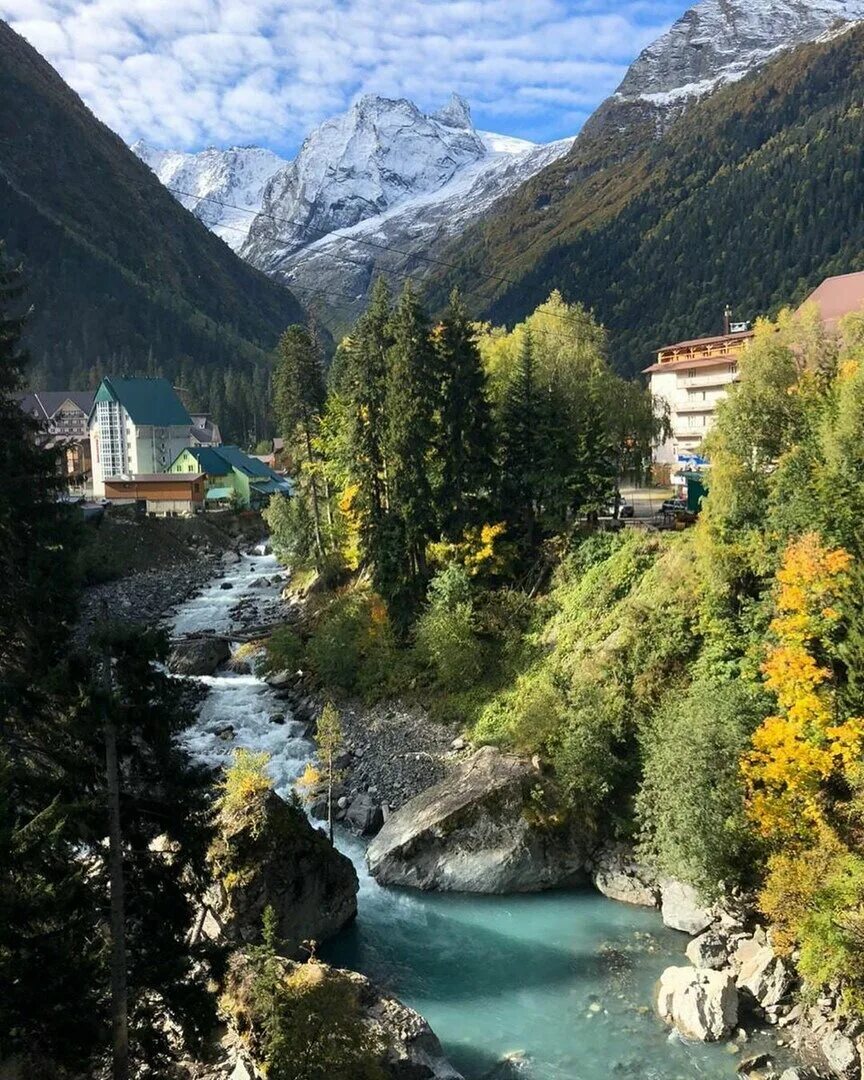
723 304 732 337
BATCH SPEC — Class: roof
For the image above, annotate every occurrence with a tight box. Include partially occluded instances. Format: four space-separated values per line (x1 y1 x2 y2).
190 425 218 444
658 330 755 353
250 476 293 496
180 446 233 476
19 390 93 419
93 376 191 426
174 444 290 489
205 487 234 501
212 444 274 479
105 473 204 484
644 354 745 374
803 270 864 329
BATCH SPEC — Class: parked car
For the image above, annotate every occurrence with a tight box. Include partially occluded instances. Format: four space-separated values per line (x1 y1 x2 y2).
606 496 634 519
661 498 688 514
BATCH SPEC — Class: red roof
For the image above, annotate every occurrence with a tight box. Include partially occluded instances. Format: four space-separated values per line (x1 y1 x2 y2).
803 270 864 329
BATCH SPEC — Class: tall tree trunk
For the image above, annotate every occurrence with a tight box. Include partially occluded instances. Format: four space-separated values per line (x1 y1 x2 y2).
303 422 324 568
102 650 129 1080
327 745 334 845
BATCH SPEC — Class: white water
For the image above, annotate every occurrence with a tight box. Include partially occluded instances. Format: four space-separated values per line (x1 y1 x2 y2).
173 552 784 1080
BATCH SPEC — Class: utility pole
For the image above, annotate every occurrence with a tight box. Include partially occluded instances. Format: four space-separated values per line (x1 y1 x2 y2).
101 620 129 1080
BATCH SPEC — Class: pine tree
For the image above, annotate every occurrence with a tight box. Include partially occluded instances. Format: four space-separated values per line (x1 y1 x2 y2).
381 284 437 621
0 242 102 1071
498 330 545 549
341 279 392 547
433 290 495 540
79 625 216 1072
274 326 327 565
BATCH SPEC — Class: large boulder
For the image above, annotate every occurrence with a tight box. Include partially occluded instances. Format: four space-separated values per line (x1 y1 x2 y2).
660 879 715 935
655 965 738 1042
205 791 358 958
345 793 384 837
168 636 231 676
366 746 586 893
588 842 660 907
736 943 794 1009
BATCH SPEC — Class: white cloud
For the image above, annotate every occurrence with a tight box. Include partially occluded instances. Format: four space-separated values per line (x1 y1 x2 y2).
0 0 684 152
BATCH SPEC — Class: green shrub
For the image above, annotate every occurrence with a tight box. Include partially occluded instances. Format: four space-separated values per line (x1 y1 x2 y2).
264 494 315 566
414 565 488 692
306 590 413 700
636 678 768 897
263 627 304 675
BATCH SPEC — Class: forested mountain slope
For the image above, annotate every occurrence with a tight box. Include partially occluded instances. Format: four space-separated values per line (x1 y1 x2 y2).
424 25 864 375
0 20 306 436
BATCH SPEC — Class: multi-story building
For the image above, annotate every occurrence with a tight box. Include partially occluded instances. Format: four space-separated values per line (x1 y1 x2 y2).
18 390 95 487
89 376 192 496
644 313 754 478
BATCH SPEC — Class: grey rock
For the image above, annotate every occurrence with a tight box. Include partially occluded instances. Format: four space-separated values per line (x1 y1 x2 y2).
220 581 234 590
366 745 586 893
737 1053 771 1075
655 965 738 1042
687 929 730 971
345 794 384 837
736 944 793 1009
589 842 660 908
168 636 231 676
451 737 466 751
660 879 715 935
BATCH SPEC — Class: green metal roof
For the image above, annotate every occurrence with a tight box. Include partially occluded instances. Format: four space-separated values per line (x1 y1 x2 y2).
179 446 233 476
205 487 234 501
93 377 191 426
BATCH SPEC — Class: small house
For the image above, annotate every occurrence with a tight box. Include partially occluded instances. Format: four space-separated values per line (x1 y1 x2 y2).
102 473 206 516
169 445 292 509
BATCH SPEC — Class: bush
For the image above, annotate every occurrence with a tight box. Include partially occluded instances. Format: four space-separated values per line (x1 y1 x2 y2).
415 566 488 692
222 912 386 1080
306 590 413 700
264 627 304 675
636 678 768 897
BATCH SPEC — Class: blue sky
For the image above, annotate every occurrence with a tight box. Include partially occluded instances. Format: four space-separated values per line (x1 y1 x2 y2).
1 0 687 154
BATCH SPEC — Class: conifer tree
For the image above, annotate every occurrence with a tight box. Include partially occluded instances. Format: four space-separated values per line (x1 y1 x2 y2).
433 290 495 539
381 283 437 620
0 242 102 1071
274 325 327 565
341 278 392 544
498 330 545 548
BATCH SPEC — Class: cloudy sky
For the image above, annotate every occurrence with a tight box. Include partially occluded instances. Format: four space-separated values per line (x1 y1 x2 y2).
1 0 686 154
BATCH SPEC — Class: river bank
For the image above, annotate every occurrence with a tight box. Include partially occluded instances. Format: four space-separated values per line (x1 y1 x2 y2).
160 551 812 1080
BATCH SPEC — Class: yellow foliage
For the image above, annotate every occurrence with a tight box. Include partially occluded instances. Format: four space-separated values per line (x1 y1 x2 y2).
429 521 512 578
742 533 864 842
337 484 362 570
295 762 322 802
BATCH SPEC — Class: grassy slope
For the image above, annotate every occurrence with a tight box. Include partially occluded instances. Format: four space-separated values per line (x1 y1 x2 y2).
423 27 864 375
0 19 306 375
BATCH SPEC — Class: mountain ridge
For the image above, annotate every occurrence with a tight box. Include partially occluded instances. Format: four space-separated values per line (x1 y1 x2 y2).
0 17 308 438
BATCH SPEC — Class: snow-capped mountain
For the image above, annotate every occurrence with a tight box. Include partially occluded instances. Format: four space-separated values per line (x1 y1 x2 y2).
132 142 286 251
584 0 864 141
272 129 574 319
134 93 573 324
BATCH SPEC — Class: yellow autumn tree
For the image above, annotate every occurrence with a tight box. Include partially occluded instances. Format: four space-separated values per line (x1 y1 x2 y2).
742 533 864 843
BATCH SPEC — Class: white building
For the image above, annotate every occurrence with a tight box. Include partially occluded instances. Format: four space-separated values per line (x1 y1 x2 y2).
89 376 193 496
645 323 753 479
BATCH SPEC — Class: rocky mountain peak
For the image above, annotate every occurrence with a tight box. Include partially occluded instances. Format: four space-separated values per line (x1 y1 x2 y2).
620 0 864 103
580 0 864 153
432 92 473 130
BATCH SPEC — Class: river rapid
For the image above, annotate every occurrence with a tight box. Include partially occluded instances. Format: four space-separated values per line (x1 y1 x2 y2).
171 549 769 1080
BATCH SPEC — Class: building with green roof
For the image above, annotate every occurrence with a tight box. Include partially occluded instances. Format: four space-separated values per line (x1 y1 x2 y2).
89 376 193 496
169 444 293 509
